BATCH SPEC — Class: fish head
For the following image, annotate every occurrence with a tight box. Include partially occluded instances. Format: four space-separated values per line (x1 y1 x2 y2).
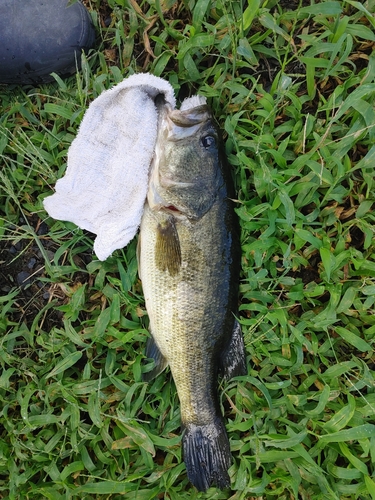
148 96 224 219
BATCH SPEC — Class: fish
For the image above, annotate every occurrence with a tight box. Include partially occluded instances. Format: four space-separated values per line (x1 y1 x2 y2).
137 95 247 491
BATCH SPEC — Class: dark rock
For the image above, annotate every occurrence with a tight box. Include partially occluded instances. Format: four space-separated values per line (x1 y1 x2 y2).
27 257 36 269
17 271 31 287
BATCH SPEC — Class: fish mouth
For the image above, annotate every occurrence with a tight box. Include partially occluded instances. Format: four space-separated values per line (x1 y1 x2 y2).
169 105 210 127
157 96 211 141
164 102 211 141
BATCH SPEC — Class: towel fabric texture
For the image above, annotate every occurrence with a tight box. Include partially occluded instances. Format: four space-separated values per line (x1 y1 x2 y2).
43 73 176 260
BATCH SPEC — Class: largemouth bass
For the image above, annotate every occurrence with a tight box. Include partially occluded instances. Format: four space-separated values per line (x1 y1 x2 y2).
138 95 246 491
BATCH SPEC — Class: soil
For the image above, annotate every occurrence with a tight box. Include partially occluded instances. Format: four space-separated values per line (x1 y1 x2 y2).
0 214 91 331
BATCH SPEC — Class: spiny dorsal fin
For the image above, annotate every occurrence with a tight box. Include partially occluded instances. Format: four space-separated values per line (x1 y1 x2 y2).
155 216 181 276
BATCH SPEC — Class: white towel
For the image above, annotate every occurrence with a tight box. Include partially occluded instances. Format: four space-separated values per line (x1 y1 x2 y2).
43 73 176 261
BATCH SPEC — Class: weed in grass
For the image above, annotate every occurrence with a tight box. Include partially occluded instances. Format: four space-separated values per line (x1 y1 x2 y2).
1 0 375 498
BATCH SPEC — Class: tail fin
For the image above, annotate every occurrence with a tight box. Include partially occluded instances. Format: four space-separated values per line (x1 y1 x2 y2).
182 417 231 491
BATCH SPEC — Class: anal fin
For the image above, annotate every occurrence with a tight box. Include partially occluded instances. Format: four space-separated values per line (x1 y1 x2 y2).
220 320 247 379
142 335 168 382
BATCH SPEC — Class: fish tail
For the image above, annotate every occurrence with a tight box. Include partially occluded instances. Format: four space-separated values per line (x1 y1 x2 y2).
182 416 231 491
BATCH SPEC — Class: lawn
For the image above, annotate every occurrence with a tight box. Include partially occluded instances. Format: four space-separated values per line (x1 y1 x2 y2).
1 0 375 498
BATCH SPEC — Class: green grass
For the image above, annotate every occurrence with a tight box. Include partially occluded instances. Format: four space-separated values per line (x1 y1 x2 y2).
1 0 375 498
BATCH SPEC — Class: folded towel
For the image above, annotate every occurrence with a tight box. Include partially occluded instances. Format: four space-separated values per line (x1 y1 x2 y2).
43 73 176 260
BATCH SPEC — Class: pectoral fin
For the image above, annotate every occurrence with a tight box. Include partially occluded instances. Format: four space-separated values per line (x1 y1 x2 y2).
142 335 168 382
155 216 181 276
220 320 247 379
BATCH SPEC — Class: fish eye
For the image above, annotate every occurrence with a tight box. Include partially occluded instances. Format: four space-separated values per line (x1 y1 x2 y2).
201 135 216 149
